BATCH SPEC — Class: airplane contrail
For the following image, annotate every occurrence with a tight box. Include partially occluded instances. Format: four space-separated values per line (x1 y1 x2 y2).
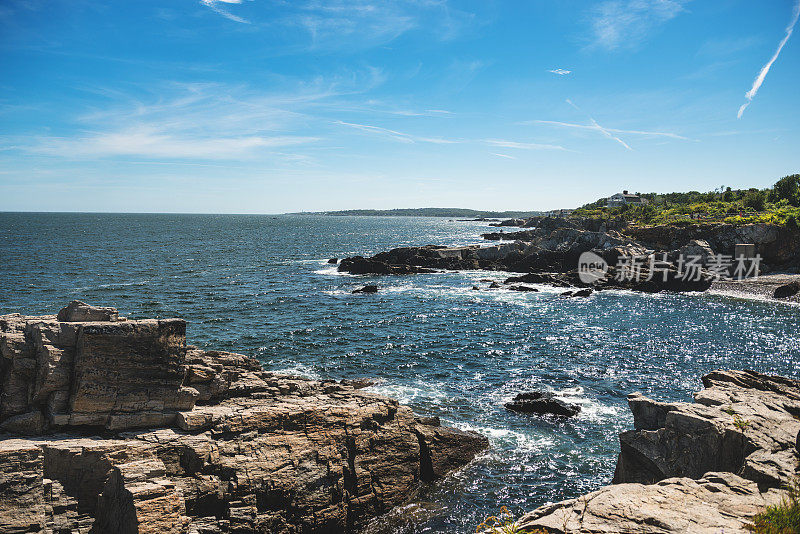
738 1 800 118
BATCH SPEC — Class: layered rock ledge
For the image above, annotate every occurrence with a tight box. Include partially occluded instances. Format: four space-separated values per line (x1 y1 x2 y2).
517 370 800 533
0 302 487 533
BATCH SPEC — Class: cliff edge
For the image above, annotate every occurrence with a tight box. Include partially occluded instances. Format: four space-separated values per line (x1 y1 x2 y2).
517 370 800 533
0 301 488 534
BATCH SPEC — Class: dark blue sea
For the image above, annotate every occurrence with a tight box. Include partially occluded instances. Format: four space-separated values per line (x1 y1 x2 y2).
1 213 798 532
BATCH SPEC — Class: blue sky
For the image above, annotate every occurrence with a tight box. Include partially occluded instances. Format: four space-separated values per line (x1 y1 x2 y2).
1 0 798 213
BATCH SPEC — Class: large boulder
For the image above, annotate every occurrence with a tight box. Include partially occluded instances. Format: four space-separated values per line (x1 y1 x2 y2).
57 300 121 322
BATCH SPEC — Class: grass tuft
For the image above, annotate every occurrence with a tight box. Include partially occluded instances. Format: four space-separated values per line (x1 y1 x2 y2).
748 476 800 534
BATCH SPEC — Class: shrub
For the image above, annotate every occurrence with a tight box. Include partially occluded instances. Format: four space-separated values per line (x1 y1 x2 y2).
743 190 767 211
476 506 522 534
787 215 799 231
772 174 800 206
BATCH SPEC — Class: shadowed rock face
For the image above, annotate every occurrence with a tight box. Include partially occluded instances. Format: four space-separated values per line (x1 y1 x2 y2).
0 303 488 534
516 370 800 533
615 370 800 488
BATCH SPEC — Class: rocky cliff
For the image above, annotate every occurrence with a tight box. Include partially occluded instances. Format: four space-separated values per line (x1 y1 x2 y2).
516 370 800 533
338 217 800 296
623 223 800 271
0 302 488 534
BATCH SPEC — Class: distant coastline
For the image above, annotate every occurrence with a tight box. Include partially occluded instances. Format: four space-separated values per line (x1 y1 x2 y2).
287 208 544 218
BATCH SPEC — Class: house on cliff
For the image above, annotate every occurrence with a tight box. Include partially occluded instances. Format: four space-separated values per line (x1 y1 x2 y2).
607 190 647 208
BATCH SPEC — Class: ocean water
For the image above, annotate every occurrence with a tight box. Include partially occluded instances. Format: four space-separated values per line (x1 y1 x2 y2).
1 212 799 532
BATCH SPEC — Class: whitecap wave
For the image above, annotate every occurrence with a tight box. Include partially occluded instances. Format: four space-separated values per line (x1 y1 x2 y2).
365 380 449 405
455 422 555 452
266 362 321 380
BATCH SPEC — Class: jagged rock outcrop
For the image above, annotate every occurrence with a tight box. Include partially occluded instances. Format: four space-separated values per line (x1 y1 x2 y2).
0 303 488 533
614 370 800 489
517 370 800 533
337 220 715 294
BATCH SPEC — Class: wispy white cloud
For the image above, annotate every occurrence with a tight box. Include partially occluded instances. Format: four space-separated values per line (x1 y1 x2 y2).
335 121 460 144
527 119 692 141
484 139 566 151
272 1 476 51
200 0 249 24
10 78 381 161
588 0 689 51
737 0 800 118
548 68 571 75
491 153 517 160
31 127 317 159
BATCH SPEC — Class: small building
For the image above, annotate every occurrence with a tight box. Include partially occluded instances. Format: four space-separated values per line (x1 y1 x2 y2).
607 190 647 208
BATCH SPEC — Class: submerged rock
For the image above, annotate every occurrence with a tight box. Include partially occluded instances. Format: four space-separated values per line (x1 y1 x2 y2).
773 280 800 298
507 285 539 292
353 284 379 293
0 304 488 534
504 391 580 417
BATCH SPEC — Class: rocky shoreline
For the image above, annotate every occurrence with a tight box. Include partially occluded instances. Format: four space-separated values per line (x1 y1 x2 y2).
337 216 800 299
0 302 487 533
518 370 800 533
1 301 798 533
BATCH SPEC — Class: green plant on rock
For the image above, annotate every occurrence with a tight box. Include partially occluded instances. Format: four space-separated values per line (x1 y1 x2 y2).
748 475 800 534
733 415 752 431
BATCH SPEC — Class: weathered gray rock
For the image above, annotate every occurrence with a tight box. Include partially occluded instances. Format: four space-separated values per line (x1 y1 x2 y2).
337 220 713 294
0 439 47 533
1 309 198 432
614 370 800 488
0 304 488 533
517 370 800 533
57 300 121 322
517 471 784 534
672 238 716 265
